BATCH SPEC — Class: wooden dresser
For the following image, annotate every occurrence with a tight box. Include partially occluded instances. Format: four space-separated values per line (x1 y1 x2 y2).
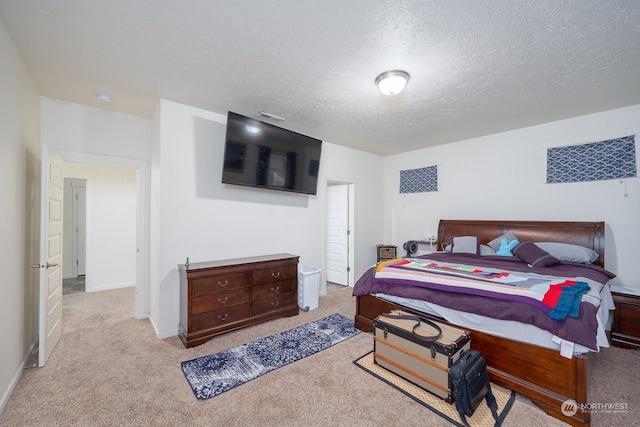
179 253 299 348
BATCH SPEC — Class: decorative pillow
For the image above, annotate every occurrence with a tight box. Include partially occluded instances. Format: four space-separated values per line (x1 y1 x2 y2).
450 236 480 255
480 245 496 256
534 242 599 264
487 231 518 252
444 244 495 255
513 241 560 267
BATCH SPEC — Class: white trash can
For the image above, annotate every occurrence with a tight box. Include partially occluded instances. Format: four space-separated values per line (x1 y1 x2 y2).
298 265 321 311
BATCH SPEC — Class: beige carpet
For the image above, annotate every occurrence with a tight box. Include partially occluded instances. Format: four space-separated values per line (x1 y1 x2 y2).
354 351 514 426
1 284 638 426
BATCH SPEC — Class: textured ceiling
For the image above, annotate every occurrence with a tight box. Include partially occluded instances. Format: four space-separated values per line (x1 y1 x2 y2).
1 1 639 156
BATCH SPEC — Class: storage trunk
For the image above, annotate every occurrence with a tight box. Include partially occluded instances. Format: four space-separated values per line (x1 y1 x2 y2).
373 311 471 402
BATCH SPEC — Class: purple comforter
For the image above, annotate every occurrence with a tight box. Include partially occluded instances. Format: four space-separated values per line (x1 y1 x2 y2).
352 253 615 350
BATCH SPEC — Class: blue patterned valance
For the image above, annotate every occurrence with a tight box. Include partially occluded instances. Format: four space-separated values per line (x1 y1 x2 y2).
546 135 637 184
400 165 438 193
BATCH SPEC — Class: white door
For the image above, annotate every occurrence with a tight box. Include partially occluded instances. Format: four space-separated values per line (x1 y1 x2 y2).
325 184 349 285
73 184 87 276
38 145 64 366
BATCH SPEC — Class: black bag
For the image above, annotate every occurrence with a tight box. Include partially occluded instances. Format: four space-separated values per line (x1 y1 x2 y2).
451 349 501 427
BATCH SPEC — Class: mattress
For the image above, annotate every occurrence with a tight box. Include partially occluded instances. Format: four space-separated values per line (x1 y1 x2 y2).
375 284 614 357
353 252 617 356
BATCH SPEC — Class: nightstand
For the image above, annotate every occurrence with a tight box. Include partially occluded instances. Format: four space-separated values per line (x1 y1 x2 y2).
376 244 397 262
611 291 640 349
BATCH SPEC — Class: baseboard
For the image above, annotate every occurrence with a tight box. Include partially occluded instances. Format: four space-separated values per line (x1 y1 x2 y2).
145 312 177 339
0 341 36 415
86 282 134 293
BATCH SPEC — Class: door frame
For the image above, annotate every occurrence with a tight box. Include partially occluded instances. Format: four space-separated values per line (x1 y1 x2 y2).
63 178 86 279
57 150 148 319
324 180 355 287
71 182 86 276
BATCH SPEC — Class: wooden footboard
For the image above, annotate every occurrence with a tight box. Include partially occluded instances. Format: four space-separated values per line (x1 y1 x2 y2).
356 294 591 426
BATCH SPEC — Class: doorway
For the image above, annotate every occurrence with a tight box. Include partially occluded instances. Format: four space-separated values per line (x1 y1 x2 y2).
325 181 355 287
57 150 148 319
63 178 86 295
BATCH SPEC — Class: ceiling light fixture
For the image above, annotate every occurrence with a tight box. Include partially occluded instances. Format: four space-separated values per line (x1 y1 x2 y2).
96 93 112 103
375 70 410 95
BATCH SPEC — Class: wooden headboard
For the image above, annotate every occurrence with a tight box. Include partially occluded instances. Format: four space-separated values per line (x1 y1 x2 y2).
437 220 605 268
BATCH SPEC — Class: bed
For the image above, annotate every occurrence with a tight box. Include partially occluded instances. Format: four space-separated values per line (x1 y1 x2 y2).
353 220 614 427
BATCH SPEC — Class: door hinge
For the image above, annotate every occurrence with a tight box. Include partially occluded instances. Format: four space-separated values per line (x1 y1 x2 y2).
347 229 351 235
347 266 351 272
76 259 78 266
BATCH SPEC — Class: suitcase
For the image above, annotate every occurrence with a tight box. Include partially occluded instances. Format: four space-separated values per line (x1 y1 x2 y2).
373 310 471 403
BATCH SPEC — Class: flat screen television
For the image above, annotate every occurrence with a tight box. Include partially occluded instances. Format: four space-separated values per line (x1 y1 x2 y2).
222 111 322 195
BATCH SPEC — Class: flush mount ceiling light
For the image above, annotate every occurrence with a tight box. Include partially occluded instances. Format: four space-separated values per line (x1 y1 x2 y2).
95 93 112 103
375 70 410 95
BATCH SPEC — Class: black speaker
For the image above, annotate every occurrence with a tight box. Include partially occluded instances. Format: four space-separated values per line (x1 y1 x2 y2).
403 240 418 257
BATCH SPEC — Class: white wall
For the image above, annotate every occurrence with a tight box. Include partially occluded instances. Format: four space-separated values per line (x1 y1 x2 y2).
320 143 387 280
384 104 640 291
150 100 385 338
40 97 152 314
40 97 152 161
63 162 137 291
0 18 41 414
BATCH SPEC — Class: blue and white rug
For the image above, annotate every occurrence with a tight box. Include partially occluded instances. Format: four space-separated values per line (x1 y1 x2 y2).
181 313 361 399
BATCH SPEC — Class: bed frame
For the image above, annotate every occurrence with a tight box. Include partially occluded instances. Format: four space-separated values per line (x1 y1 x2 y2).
355 220 606 426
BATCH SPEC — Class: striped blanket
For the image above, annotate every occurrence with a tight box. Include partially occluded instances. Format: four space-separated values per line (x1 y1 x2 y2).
373 258 591 321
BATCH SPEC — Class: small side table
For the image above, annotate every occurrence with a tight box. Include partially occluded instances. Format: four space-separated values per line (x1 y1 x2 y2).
611 291 640 349
376 244 397 262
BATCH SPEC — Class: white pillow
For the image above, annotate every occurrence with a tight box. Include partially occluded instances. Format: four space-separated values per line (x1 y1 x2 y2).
534 242 599 264
451 236 479 255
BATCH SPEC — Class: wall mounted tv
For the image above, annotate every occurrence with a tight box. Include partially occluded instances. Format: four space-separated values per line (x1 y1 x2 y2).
222 111 322 195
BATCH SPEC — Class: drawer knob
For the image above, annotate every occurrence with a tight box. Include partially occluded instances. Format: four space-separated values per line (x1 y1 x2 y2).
271 300 280 307
217 296 228 304
218 280 229 287
272 271 281 279
271 286 280 293
218 313 229 321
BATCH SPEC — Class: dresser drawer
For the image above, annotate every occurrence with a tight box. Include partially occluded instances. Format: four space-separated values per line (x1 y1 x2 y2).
191 303 252 331
252 279 296 301
192 272 251 297
191 287 251 315
252 293 297 315
253 264 297 285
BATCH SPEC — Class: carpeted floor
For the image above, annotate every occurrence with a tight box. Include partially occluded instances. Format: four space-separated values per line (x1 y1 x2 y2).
1 284 638 426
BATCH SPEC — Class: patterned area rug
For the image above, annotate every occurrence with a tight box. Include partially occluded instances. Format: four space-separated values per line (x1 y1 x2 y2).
182 313 360 399
354 351 516 427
